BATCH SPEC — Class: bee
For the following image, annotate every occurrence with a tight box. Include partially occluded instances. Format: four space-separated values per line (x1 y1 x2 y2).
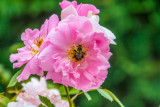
73 45 86 61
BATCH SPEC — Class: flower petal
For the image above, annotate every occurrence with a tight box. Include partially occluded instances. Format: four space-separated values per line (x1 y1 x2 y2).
40 14 59 37
59 1 77 9
61 5 78 19
21 28 39 47
17 55 43 82
77 4 100 16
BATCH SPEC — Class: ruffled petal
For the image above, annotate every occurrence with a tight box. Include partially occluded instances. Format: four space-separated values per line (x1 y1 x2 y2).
17 55 43 82
77 4 100 16
38 45 55 72
21 28 39 46
59 1 77 9
61 5 78 19
48 22 77 50
102 26 116 45
40 14 59 37
10 47 33 68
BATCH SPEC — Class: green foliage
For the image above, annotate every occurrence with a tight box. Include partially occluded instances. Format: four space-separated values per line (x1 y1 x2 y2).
102 89 124 107
0 97 10 107
0 93 10 107
97 89 113 102
7 70 22 88
58 85 80 96
39 95 55 107
39 104 46 107
84 92 92 101
47 82 80 95
0 64 12 85
47 81 80 96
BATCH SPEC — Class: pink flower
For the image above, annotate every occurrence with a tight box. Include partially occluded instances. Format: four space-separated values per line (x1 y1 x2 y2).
39 15 112 92
59 0 99 18
59 0 116 44
8 77 69 107
10 14 59 82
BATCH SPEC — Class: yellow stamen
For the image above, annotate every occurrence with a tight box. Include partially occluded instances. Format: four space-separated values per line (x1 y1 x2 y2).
30 36 44 55
34 37 44 48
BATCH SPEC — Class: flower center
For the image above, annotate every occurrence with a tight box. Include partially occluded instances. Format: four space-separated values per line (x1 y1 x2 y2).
30 37 44 55
35 37 44 48
68 45 86 62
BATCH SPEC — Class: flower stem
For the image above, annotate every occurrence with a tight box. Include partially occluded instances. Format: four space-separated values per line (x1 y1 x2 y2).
71 91 84 103
71 89 96 103
64 86 72 107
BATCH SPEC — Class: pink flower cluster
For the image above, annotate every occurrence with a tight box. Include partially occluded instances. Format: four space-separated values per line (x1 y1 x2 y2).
10 0 116 92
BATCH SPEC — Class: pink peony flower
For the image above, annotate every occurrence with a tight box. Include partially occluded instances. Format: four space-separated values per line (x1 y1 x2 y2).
10 14 59 82
59 0 116 44
8 77 69 107
39 15 112 92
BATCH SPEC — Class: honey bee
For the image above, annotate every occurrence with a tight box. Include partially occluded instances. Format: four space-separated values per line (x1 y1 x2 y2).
73 45 86 61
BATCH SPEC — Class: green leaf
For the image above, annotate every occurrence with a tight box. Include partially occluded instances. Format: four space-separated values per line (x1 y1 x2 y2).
38 104 46 107
97 88 113 102
10 94 18 102
102 89 124 107
69 87 80 95
0 94 10 107
84 92 92 101
7 70 22 88
1 97 10 106
39 95 55 107
59 86 80 95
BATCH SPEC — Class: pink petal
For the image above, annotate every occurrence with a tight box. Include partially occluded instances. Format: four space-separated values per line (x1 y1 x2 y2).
61 5 78 19
59 1 77 9
38 45 55 72
77 18 93 35
10 47 33 68
77 4 100 16
21 28 39 46
17 55 43 82
48 22 77 50
46 71 63 84
40 14 59 37
92 32 110 52
10 50 32 63
13 61 27 68
75 71 92 92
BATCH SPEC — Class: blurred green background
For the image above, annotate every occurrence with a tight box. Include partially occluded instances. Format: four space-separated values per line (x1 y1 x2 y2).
0 0 160 107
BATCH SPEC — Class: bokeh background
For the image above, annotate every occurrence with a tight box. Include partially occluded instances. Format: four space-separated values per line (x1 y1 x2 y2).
0 0 160 107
